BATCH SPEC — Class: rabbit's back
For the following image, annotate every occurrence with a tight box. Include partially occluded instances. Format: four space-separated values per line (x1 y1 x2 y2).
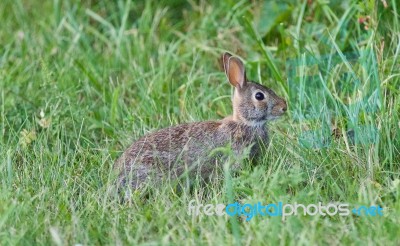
115 119 267 188
116 121 223 167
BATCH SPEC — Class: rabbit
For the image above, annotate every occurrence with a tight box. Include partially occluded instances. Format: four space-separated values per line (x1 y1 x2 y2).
114 52 287 190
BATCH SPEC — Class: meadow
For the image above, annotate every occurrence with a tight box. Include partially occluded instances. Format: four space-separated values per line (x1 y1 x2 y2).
1 0 399 245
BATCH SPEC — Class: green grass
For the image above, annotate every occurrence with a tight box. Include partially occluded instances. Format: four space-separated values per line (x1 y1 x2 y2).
1 0 400 245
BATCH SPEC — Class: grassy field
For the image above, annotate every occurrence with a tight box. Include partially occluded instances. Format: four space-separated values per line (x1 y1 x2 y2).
1 0 399 245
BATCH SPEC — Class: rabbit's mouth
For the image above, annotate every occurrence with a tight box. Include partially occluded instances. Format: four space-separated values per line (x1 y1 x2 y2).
270 100 288 117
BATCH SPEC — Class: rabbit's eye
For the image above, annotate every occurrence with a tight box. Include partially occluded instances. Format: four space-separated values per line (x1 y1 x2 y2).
255 92 265 101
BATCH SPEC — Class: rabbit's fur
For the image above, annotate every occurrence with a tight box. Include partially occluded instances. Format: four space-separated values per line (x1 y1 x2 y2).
115 52 287 189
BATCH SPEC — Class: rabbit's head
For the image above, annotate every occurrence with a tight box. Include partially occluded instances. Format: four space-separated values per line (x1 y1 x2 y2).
222 52 287 126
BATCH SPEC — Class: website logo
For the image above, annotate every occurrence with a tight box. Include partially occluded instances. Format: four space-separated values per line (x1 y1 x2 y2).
188 200 384 221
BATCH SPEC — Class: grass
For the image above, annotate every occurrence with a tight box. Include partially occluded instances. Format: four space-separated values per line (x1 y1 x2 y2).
1 0 399 245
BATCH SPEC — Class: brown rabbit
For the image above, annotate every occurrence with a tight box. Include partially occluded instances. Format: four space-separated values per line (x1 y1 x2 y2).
114 52 287 189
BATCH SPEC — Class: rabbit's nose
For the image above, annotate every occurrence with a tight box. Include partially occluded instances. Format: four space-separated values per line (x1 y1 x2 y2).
271 100 287 115
282 104 287 112
281 101 287 113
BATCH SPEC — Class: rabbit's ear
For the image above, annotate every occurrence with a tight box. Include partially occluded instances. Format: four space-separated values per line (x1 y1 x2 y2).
223 53 246 88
